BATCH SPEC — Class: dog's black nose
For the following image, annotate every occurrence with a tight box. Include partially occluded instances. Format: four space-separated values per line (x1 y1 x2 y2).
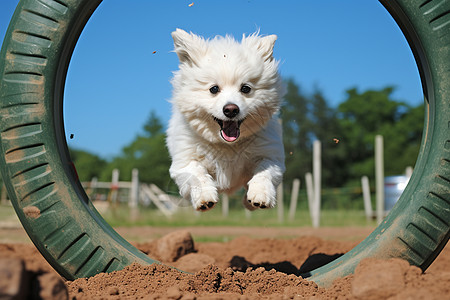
223 104 240 118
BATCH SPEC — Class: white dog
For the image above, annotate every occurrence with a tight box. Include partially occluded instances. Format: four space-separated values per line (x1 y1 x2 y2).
166 29 285 211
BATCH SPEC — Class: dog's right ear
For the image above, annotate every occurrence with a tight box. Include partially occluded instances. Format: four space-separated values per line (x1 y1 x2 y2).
171 29 207 66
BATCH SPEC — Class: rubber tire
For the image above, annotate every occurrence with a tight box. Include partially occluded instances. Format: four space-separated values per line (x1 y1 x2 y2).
0 0 448 286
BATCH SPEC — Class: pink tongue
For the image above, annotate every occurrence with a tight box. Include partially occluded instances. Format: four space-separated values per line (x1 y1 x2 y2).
220 121 240 142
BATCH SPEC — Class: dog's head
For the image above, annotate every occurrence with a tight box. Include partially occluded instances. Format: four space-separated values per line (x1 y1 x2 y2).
170 29 283 143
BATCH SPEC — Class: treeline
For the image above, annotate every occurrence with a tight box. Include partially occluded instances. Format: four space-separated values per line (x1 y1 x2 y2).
71 79 424 192
69 110 171 189
281 79 423 189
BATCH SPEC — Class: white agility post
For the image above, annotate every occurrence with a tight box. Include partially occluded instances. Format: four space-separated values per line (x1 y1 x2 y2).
89 177 98 191
312 140 322 228
245 208 251 219
110 169 120 204
85 176 98 201
277 183 284 223
405 166 413 178
361 176 373 221
305 172 314 218
222 194 229 217
375 135 385 224
111 169 119 188
129 168 139 220
130 169 139 208
288 178 301 221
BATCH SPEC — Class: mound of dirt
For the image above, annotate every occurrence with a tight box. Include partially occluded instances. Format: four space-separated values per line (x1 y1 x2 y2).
1 229 449 299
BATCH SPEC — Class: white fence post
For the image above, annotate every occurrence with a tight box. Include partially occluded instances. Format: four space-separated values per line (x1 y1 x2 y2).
245 208 252 219
312 140 322 228
86 177 98 200
129 169 139 220
375 135 385 224
405 166 413 178
222 194 229 217
361 176 373 221
277 183 284 223
108 169 119 209
305 172 314 218
288 178 300 221
130 169 139 208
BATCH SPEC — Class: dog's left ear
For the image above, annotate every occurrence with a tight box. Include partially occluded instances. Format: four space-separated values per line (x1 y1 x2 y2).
244 34 277 62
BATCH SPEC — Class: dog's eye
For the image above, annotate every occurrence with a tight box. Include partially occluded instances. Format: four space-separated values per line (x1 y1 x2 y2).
240 85 251 94
209 85 220 94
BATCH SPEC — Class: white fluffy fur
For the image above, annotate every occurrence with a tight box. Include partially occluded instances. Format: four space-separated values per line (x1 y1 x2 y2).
166 28 285 211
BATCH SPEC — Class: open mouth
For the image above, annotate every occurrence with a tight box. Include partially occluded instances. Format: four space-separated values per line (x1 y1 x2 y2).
214 117 244 142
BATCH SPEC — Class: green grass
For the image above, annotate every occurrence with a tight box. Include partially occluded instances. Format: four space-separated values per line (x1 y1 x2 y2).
100 204 377 228
0 203 18 221
1 203 376 244
0 202 377 229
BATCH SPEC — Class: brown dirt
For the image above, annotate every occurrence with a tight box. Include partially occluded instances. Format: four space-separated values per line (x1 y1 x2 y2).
0 227 449 299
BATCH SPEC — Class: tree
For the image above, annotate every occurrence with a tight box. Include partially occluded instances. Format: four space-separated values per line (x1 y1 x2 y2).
380 103 424 175
101 111 171 188
281 81 424 188
281 79 346 187
337 87 423 179
143 111 163 137
310 90 347 187
281 79 313 184
69 149 107 181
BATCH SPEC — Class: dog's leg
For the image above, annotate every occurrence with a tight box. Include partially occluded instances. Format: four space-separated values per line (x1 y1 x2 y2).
171 161 218 211
246 159 283 209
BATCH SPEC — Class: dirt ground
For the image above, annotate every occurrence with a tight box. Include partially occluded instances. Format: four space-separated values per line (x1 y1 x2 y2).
0 226 449 299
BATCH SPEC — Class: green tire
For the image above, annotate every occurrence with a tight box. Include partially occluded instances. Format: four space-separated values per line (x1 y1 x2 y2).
0 0 448 286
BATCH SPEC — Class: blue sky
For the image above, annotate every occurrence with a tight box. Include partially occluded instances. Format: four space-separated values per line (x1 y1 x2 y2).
1 1 422 159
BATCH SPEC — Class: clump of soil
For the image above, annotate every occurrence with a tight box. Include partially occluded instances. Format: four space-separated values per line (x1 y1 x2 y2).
0 252 67 300
1 230 449 299
156 229 195 262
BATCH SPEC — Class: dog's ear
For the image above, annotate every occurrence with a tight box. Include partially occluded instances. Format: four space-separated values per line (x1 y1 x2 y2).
244 34 277 62
258 35 277 61
171 29 207 66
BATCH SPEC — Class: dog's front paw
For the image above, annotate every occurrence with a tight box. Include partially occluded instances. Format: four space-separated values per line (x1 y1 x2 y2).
246 178 276 209
195 200 217 211
191 185 218 211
